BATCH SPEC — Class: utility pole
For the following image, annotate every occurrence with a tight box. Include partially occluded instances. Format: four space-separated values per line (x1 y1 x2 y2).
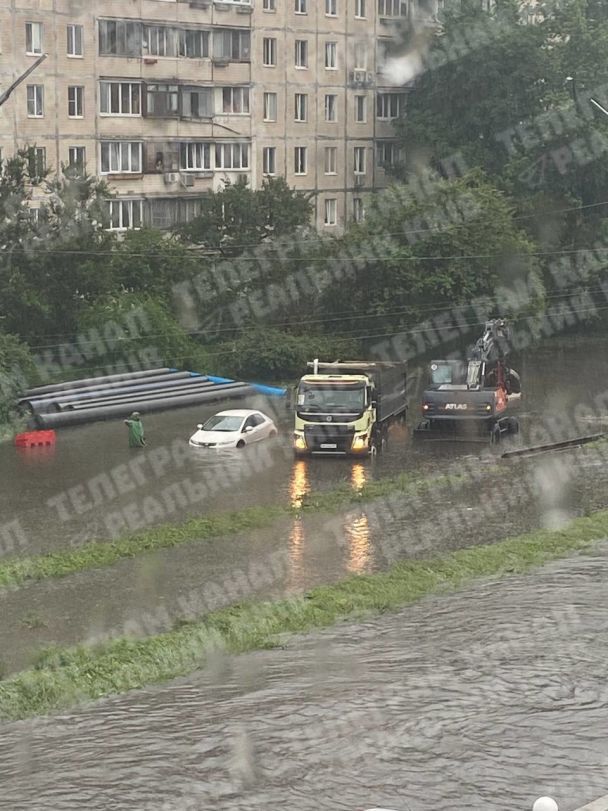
0 53 47 109
565 75 608 120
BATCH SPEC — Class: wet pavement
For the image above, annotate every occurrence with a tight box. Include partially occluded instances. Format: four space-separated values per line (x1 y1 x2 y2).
1 548 607 811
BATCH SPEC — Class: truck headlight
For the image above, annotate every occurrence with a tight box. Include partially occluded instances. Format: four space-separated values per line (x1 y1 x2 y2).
294 433 307 450
352 434 368 450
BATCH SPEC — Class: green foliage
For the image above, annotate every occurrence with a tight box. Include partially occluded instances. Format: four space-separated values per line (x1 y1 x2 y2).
108 229 203 303
320 172 543 335
214 328 361 380
0 332 38 427
76 294 210 374
178 176 314 255
0 151 116 341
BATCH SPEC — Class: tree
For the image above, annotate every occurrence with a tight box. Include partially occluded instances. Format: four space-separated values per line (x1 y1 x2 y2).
177 176 314 255
402 0 556 177
108 228 202 303
0 151 116 341
319 172 544 338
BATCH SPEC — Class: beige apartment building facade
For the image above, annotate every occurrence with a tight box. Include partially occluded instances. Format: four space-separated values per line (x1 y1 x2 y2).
0 0 419 232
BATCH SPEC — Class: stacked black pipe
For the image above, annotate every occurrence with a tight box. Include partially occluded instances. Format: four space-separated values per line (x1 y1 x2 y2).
20 368 254 429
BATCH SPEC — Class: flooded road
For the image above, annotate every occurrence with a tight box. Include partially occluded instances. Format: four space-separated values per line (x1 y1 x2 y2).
0 340 607 673
1 548 607 811
0 340 605 557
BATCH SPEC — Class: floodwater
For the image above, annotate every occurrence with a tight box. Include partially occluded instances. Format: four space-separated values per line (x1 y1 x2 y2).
0 340 607 674
1 550 608 811
0 339 608 809
0 340 604 557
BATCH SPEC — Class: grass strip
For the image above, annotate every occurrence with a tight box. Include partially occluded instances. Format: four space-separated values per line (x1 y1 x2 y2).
1 508 607 722
0 470 456 590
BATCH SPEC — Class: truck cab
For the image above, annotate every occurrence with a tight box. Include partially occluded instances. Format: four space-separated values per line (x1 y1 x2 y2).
293 360 407 456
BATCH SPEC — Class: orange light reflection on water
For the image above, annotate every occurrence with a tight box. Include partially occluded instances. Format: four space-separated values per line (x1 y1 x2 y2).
289 459 309 509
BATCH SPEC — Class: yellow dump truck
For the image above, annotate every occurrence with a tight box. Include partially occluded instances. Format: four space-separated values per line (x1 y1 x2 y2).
293 360 407 457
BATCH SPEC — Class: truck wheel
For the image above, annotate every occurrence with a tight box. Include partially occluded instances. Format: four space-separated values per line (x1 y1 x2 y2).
508 417 519 435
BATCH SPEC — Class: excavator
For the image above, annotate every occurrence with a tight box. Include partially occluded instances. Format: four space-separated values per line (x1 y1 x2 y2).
414 319 521 443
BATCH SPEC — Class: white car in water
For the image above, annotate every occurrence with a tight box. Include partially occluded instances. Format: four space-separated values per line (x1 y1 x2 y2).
189 409 278 449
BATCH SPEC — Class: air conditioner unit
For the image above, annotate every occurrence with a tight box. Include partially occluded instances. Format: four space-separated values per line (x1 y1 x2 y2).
353 69 367 82
163 172 179 184
366 71 374 84
180 173 195 187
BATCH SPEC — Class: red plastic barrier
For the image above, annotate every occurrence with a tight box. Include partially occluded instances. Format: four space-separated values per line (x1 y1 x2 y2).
15 430 56 448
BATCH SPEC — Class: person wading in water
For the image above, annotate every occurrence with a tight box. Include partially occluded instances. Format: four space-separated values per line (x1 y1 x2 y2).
124 412 146 447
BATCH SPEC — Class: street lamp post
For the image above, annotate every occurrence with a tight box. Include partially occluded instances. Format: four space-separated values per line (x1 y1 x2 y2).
0 53 47 109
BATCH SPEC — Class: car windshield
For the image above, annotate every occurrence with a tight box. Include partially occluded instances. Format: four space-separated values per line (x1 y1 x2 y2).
201 415 243 432
430 361 468 386
297 383 366 412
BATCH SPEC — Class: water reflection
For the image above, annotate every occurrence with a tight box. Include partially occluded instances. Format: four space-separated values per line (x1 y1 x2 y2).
287 518 305 588
344 513 372 574
15 446 57 465
350 462 367 492
289 460 309 509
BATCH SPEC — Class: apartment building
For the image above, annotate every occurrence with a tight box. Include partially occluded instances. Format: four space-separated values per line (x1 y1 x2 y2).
0 0 420 232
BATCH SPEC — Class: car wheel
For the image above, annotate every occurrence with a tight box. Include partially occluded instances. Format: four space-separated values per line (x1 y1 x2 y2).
236 440 246 448
269 429 278 438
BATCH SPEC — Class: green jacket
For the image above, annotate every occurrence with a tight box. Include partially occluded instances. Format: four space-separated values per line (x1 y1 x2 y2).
125 418 145 447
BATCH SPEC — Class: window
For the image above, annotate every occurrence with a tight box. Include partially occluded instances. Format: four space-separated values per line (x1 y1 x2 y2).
377 141 400 166
324 146 337 174
376 93 405 119
68 86 84 118
294 93 307 122
326 0 337 14
295 0 307 12
353 197 365 222
100 82 141 116
263 92 277 121
100 141 143 174
214 29 250 61
180 29 209 58
99 20 142 56
68 146 86 171
355 0 366 16
354 41 367 69
146 84 179 117
354 146 366 174
222 87 250 114
324 198 337 226
27 85 44 117
263 146 276 175
183 86 214 118
325 94 337 121
378 0 407 15
263 37 276 66
144 25 179 57
263 0 276 10
215 143 249 169
25 22 43 55
67 24 83 57
325 41 337 69
294 146 307 175
29 147 46 179
108 199 143 231
180 143 211 171
355 95 366 122
295 39 308 68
